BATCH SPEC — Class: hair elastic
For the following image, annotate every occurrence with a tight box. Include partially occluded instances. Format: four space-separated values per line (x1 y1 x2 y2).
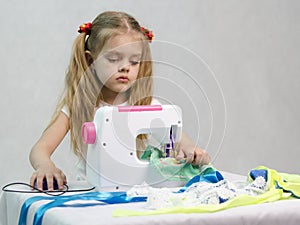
141 27 154 43
78 22 92 35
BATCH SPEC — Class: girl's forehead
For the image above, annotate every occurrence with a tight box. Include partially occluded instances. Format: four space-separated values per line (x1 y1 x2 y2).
102 32 143 55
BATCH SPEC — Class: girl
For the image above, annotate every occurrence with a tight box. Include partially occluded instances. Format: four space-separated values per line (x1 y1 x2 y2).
29 11 210 190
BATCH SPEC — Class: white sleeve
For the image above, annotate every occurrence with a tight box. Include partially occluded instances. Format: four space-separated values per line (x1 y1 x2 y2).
151 98 162 105
61 105 70 117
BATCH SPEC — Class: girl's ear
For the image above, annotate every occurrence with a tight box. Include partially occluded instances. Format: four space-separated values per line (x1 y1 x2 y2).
85 50 94 65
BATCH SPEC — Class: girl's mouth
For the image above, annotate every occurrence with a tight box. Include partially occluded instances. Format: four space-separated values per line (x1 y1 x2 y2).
116 76 129 82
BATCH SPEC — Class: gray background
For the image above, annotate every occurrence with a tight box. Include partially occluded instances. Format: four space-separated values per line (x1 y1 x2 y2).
1 0 299 190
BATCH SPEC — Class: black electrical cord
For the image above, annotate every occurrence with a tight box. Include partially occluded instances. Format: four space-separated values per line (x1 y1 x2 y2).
2 182 95 196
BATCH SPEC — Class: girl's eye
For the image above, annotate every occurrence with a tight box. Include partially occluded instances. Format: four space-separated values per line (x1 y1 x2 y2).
130 61 140 66
107 58 119 63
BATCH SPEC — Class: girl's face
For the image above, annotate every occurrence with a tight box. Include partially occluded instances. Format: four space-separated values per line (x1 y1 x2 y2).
92 32 143 103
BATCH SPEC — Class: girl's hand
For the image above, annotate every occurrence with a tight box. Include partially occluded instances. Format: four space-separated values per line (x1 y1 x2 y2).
176 145 211 166
30 161 67 191
175 131 211 166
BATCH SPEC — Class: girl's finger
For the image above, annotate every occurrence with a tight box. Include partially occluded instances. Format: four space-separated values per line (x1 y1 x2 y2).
30 172 38 188
175 149 185 161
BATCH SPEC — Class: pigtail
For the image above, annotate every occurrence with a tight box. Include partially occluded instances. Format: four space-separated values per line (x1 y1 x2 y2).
52 32 100 157
43 33 89 139
66 33 88 100
67 33 102 156
66 33 88 155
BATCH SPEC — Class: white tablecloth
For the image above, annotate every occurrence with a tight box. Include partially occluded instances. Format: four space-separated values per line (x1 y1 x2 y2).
1 172 300 225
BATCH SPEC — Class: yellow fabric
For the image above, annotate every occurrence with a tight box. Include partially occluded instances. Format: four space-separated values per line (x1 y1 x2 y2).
113 166 300 217
259 166 300 197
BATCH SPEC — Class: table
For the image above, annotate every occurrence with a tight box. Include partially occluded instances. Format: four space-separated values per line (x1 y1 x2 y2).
1 172 300 225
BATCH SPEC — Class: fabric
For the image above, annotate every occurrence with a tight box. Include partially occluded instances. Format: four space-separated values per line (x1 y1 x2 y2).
140 145 202 182
126 164 268 209
113 166 300 217
18 192 147 225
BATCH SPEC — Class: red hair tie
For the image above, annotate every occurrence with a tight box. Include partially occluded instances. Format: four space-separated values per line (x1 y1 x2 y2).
78 22 92 35
141 27 154 43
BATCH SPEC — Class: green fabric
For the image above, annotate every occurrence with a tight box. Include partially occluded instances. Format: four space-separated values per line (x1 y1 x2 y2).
113 166 300 217
140 145 202 181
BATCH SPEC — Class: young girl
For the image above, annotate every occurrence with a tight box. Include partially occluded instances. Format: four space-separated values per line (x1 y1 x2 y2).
29 11 210 190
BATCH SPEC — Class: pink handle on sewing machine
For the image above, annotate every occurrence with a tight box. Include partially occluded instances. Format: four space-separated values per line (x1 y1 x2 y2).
82 122 96 144
118 105 162 112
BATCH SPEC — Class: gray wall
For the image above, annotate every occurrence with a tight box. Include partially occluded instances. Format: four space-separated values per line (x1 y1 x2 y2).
1 0 299 189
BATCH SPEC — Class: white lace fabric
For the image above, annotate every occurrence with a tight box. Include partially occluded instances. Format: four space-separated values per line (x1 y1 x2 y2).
127 175 268 209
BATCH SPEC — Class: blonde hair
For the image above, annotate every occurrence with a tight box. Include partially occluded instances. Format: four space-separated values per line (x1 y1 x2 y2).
48 11 153 157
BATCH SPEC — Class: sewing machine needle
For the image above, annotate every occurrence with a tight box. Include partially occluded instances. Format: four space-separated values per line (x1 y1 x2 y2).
170 127 175 150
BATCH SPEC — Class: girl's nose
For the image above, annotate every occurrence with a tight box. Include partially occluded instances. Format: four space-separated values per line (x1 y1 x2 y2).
118 63 130 73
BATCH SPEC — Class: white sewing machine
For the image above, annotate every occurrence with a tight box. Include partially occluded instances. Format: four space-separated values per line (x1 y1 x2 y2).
82 105 183 191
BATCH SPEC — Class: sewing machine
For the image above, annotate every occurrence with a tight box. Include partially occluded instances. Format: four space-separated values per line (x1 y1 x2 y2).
82 105 183 191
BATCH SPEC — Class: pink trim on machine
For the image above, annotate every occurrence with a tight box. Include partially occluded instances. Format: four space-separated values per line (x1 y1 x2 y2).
118 105 163 112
